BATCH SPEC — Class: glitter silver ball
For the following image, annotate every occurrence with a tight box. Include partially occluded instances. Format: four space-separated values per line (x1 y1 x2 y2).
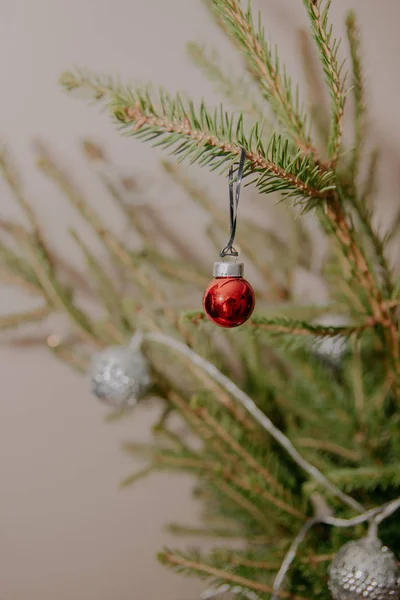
328 536 400 600
90 345 151 408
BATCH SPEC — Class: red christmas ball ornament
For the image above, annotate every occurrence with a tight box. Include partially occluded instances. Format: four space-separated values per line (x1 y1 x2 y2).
203 262 255 328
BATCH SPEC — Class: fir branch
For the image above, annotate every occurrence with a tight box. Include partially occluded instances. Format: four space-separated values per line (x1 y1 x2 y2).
169 361 258 435
36 148 134 269
303 0 347 164
196 463 275 530
298 29 330 147
214 478 273 531
36 145 178 326
13 228 101 345
305 464 400 495
60 71 335 202
145 332 364 513
120 466 155 488
293 438 361 463
221 550 335 569
0 220 58 297
100 321 127 345
159 549 309 600
360 149 379 205
53 255 96 300
346 11 365 180
153 449 304 521
70 229 131 336
322 194 399 395
244 315 363 337
350 197 393 296
264 364 329 427
166 391 271 529
229 472 305 521
174 403 300 525
4 333 51 348
196 405 283 493
140 248 209 288
0 219 94 301
348 336 365 431
0 269 41 295
165 523 253 540
276 346 352 425
0 304 52 331
49 342 90 373
155 455 220 471
324 198 400 380
223 553 281 571
0 147 53 267
183 313 370 340
388 210 400 245
206 0 317 157
0 238 42 293
192 403 305 520
187 42 265 121
370 371 396 412
85 144 207 272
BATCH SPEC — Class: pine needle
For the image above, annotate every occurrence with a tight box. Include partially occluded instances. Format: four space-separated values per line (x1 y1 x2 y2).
303 0 347 164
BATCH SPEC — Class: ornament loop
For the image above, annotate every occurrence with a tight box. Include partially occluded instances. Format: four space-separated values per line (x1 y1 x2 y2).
221 254 238 263
220 147 246 259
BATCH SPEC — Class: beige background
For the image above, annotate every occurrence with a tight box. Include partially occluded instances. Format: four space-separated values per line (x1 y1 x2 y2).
1 1 400 599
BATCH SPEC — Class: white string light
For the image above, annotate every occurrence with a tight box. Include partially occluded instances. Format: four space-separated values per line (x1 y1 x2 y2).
144 332 363 513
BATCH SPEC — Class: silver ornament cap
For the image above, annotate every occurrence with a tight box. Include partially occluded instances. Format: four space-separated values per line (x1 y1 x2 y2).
213 261 244 278
90 344 151 408
328 536 400 600
311 314 349 364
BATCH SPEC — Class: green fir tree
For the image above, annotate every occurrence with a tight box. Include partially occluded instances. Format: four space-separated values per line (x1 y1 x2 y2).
2 1 400 599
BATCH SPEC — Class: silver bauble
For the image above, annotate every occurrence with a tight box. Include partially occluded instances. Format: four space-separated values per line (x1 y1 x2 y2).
90 345 151 408
328 536 400 600
311 314 349 364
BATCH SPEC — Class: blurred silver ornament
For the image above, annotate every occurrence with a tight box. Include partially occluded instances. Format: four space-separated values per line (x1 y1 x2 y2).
311 314 349 364
328 535 400 600
90 343 151 408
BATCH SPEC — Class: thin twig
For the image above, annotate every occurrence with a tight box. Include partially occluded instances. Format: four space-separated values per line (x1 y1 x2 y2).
162 551 309 600
187 42 265 122
0 304 52 330
298 28 330 146
349 195 393 297
0 147 53 265
184 312 376 337
346 10 365 180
